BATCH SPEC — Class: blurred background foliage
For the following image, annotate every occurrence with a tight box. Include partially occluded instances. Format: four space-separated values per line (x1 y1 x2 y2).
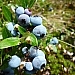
0 0 75 75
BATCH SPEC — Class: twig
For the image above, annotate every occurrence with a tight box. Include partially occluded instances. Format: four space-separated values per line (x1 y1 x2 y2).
59 39 75 48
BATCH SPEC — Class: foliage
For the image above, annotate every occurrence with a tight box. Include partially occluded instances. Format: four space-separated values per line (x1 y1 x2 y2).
0 0 75 75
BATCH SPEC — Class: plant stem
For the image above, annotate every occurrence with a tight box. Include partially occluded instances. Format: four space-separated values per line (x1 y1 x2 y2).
59 39 75 48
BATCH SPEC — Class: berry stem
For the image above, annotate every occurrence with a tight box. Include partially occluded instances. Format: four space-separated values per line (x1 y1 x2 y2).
59 39 75 48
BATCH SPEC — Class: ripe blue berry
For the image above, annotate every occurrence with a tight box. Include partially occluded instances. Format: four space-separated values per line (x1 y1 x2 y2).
24 9 32 16
30 15 42 26
28 46 45 58
6 22 14 32
49 7 53 11
25 62 33 71
22 47 28 54
18 14 30 27
15 7 24 16
32 56 46 70
36 50 45 58
2 67 14 75
50 37 58 45
11 30 18 36
28 46 37 58
8 55 21 68
32 25 47 38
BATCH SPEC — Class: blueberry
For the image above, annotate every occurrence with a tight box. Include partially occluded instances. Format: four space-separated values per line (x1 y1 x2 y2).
15 7 24 16
11 30 18 36
6 22 19 36
30 16 42 26
24 9 32 16
49 7 53 11
2 67 14 75
25 62 33 71
50 37 58 45
6 22 14 32
8 55 21 68
28 46 45 58
32 25 47 38
18 14 30 27
36 50 45 58
28 46 38 58
22 47 28 54
32 56 46 70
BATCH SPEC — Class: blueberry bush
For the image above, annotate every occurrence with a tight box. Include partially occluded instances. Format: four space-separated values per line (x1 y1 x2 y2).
0 0 75 75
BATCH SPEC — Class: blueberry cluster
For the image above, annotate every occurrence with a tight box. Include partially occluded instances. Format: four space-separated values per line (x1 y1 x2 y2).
2 6 47 75
6 6 47 38
21 46 46 74
1 46 46 74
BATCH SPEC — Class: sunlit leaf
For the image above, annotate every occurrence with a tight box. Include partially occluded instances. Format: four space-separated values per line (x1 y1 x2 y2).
18 25 26 35
28 0 36 8
2 6 13 21
2 26 12 39
0 37 20 49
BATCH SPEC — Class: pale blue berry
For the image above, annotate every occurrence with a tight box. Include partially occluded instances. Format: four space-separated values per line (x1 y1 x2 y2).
8 55 21 68
36 50 45 58
25 62 33 71
22 47 28 54
50 37 58 45
28 46 45 58
30 16 42 26
15 7 24 15
24 9 32 16
28 46 37 58
6 22 14 31
32 56 46 70
32 25 47 38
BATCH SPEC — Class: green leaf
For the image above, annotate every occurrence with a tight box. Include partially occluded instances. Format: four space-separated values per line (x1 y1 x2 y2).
25 0 29 8
0 35 3 40
25 33 38 46
28 0 36 8
51 45 57 53
0 37 20 49
3 54 11 61
18 25 26 35
2 26 12 39
0 20 3 27
2 6 13 21
20 0 26 8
